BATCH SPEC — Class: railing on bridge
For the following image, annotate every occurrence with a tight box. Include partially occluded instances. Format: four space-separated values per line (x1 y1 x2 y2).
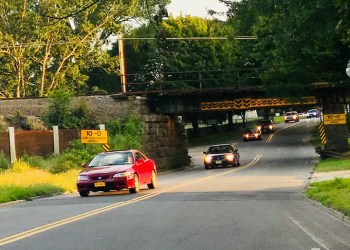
123 68 263 94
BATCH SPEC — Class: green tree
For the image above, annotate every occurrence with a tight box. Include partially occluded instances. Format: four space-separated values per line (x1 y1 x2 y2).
224 0 350 97
113 15 238 92
0 0 170 97
335 0 350 45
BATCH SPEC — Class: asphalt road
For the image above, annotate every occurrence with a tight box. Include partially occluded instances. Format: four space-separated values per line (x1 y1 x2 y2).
1 118 350 250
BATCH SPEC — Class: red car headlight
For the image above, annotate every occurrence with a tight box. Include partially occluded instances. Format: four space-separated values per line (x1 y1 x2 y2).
113 172 133 178
77 175 88 181
204 155 212 163
225 154 234 161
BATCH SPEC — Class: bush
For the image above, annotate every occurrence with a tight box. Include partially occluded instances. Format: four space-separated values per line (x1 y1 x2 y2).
44 89 90 129
21 154 48 170
0 151 10 171
107 116 143 150
19 116 144 174
49 140 102 174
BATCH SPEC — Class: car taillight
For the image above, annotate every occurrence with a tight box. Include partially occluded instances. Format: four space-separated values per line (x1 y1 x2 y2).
225 154 234 161
204 155 212 163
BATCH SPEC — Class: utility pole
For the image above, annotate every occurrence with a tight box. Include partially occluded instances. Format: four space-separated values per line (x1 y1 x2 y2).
118 33 127 93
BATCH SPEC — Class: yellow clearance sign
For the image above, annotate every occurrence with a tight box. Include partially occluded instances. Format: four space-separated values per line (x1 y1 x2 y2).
81 130 108 144
323 114 346 125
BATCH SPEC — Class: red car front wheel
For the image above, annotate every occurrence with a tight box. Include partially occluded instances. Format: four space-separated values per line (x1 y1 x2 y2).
129 174 140 194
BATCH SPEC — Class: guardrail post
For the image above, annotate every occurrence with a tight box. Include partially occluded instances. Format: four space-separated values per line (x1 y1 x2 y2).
53 125 60 154
8 127 16 163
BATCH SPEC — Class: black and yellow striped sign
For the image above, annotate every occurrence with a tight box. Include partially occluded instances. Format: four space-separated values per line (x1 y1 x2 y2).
318 122 327 145
201 96 317 111
102 144 110 152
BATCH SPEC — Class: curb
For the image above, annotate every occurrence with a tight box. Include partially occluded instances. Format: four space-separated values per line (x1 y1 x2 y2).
306 197 350 226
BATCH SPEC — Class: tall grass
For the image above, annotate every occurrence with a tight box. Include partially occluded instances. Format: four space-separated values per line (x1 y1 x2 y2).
0 161 80 194
0 151 10 171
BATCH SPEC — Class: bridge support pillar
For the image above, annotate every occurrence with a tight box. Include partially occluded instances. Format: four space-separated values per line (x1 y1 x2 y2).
323 104 348 152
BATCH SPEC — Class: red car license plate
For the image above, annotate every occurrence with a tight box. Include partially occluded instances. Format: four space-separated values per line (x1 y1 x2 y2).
94 182 106 187
215 160 222 164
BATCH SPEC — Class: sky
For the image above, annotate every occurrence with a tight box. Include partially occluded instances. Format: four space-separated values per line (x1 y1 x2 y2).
167 0 228 20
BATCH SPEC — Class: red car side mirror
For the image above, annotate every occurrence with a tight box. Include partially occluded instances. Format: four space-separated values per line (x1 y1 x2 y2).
82 163 88 168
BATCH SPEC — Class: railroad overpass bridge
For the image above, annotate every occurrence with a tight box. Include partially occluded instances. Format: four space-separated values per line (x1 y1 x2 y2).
126 87 318 114
123 84 349 153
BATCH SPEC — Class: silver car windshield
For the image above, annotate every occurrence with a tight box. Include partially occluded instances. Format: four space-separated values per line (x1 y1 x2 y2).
88 152 133 167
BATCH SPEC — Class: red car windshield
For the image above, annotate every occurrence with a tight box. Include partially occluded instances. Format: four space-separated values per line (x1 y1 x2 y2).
88 152 134 167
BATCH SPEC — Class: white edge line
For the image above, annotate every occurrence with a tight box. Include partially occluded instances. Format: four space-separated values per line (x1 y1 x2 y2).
288 216 330 250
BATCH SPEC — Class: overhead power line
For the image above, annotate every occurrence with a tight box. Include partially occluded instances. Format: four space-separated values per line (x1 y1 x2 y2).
122 36 257 40
0 36 257 49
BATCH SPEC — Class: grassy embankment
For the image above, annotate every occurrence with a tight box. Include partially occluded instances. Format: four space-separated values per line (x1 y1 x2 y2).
0 161 79 204
304 121 350 217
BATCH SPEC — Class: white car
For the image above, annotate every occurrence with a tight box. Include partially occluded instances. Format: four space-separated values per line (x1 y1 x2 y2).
307 109 320 119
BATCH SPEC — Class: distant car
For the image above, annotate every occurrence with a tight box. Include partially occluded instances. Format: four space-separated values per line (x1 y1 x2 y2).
203 144 240 170
243 128 262 141
76 150 157 197
284 111 299 123
306 109 320 119
257 119 275 133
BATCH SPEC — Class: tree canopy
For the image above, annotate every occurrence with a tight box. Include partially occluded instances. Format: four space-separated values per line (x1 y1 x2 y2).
0 0 169 97
223 0 350 97
111 15 240 92
0 0 349 98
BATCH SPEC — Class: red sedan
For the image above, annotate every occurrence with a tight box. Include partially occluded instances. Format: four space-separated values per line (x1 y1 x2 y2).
76 150 157 197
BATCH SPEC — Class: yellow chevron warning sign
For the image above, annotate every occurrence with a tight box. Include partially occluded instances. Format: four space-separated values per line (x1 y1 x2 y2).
200 96 317 111
318 122 327 145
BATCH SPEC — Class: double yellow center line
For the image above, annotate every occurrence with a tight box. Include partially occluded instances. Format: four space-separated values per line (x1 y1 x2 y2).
266 122 301 143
